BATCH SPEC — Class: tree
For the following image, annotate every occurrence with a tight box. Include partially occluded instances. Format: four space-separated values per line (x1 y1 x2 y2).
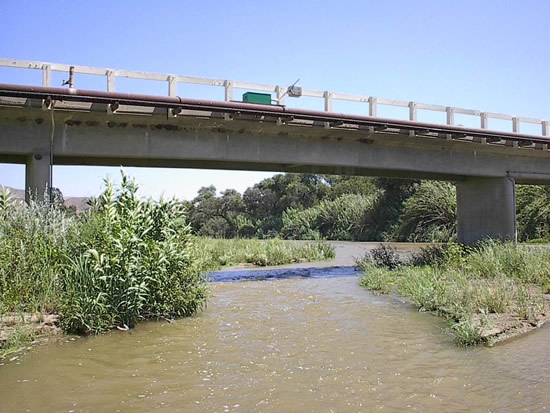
187 186 248 238
187 186 224 236
362 178 419 240
323 175 376 199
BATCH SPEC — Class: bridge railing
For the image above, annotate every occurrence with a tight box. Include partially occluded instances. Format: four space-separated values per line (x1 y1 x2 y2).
1 58 548 140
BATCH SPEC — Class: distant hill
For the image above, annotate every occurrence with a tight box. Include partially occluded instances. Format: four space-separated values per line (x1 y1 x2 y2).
64 196 91 211
0 185 90 211
0 186 25 201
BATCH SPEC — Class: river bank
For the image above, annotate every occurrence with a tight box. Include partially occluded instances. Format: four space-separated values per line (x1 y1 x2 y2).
0 313 61 362
358 242 550 346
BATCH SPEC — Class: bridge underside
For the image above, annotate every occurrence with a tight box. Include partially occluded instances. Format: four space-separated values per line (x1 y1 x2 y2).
1 101 550 243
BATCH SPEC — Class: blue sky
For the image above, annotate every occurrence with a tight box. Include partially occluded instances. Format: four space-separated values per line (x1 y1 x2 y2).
1 1 548 199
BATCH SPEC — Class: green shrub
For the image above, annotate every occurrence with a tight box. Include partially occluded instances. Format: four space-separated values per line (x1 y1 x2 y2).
358 244 404 270
395 181 456 242
465 241 550 285
471 277 514 314
409 245 447 267
0 172 210 336
61 172 208 334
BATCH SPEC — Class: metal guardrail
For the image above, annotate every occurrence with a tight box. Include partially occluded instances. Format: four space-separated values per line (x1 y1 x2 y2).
0 58 548 138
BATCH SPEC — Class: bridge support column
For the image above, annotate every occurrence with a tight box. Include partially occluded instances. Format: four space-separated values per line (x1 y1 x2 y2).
25 152 51 203
456 177 516 244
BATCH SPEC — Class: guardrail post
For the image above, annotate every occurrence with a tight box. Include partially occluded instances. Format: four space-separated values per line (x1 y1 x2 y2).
167 76 179 118
480 112 488 129
42 64 51 87
224 80 233 102
408 102 417 136
443 107 454 140
506 117 520 148
536 120 549 151
474 112 488 144
168 75 177 97
368 97 377 117
324 91 333 128
512 117 520 133
106 70 116 92
408 102 417 121
223 81 233 120
324 91 333 112
446 107 455 125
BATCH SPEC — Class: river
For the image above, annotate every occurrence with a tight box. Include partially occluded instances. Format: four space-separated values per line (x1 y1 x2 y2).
0 242 548 411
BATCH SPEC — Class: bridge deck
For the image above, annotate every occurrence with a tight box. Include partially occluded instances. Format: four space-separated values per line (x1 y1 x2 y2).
0 84 549 151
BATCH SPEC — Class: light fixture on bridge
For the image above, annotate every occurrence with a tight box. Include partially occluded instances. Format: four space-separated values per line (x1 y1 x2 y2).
273 79 302 104
287 84 302 98
286 78 302 98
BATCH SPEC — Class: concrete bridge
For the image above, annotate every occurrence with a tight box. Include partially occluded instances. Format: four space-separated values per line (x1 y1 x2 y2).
0 59 549 244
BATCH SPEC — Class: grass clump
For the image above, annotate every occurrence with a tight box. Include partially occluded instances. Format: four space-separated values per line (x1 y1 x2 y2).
0 324 36 360
358 264 396 294
451 318 484 347
195 238 335 269
358 242 550 346
0 189 71 313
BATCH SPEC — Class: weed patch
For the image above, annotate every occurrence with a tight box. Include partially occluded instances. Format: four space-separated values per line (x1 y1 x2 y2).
195 238 335 269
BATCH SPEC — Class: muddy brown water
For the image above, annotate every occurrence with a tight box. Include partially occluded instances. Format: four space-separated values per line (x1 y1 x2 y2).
0 242 549 412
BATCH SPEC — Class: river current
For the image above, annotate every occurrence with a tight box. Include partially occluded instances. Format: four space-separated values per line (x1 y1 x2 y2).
0 243 549 412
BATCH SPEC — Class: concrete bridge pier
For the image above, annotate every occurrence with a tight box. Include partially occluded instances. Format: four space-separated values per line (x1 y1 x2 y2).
25 152 51 203
456 177 516 244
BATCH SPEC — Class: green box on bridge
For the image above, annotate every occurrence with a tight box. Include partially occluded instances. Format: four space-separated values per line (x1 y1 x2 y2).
242 92 272 105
